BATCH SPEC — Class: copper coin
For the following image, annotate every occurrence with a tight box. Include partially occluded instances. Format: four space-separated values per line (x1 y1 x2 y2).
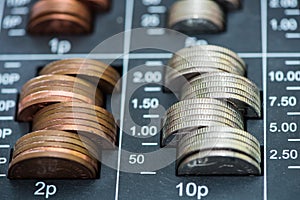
21 75 103 102
13 141 99 167
35 106 116 128
19 87 99 108
40 68 119 93
21 82 103 105
8 147 97 179
28 13 91 35
33 102 116 127
21 84 102 106
40 58 120 93
14 130 101 160
18 91 96 121
30 0 91 23
13 140 98 163
28 0 91 35
33 118 116 141
33 112 116 136
35 123 115 149
42 58 119 78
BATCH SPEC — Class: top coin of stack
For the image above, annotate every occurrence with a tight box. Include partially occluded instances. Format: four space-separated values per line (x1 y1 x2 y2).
165 45 246 91
39 58 120 94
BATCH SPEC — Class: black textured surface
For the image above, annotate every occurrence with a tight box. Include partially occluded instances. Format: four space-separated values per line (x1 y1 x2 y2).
0 0 299 199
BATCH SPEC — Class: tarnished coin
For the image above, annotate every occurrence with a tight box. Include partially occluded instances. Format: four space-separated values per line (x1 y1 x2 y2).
177 150 261 176
8 147 97 179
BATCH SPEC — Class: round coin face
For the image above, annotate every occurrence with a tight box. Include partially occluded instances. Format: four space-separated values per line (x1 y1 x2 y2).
177 150 261 176
8 148 97 179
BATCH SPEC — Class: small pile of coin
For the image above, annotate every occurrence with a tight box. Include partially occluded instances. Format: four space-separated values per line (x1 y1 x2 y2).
8 130 99 179
27 0 111 35
10 58 119 179
168 0 241 34
163 44 262 175
165 45 246 89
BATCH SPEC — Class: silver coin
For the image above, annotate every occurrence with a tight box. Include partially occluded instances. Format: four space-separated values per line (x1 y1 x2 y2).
169 0 224 33
178 129 261 157
178 137 261 163
174 45 245 68
177 149 261 176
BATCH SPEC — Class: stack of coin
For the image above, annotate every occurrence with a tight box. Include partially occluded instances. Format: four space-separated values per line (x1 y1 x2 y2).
176 127 261 175
166 45 246 89
168 0 225 34
162 44 262 175
8 130 99 179
162 98 244 146
12 58 119 179
17 74 103 121
32 102 117 151
40 58 120 94
181 72 261 117
27 0 92 35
